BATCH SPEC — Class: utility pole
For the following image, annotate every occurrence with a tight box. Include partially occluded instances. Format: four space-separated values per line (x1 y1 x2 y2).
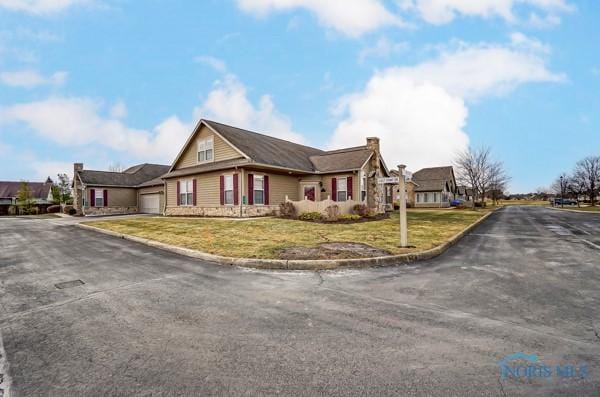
560 175 564 209
398 164 408 248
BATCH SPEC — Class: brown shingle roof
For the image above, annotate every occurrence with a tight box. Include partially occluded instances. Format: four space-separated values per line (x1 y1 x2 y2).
0 181 52 200
309 147 372 172
412 166 455 192
204 120 324 172
78 163 170 187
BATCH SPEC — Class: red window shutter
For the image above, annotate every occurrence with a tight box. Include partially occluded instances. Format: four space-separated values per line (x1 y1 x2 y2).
233 174 239 205
176 181 181 206
264 175 269 205
192 179 197 206
219 175 225 205
90 189 95 207
347 176 353 201
331 178 337 201
247 174 254 205
103 189 108 207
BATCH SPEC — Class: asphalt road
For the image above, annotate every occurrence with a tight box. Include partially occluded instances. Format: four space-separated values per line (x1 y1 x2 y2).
1 206 599 396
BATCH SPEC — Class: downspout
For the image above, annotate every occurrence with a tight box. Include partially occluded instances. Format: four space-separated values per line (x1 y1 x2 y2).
162 180 167 216
238 167 244 218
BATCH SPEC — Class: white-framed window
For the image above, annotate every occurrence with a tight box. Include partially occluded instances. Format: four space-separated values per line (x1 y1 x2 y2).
360 171 367 202
433 192 439 202
179 179 193 206
95 189 104 207
423 193 429 203
253 175 264 205
197 138 214 163
224 175 234 205
417 193 422 203
337 177 347 202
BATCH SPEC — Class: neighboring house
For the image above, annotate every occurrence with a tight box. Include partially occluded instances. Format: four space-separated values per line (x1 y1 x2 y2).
162 119 391 217
0 180 54 215
456 185 474 202
390 169 418 207
73 163 170 216
411 166 457 208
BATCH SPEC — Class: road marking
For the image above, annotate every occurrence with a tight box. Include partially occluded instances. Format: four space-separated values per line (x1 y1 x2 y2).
545 225 573 236
0 330 11 397
579 239 600 250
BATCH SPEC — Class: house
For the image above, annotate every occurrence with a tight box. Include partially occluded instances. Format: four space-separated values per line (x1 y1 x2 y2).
161 119 391 217
0 180 54 215
390 169 418 207
73 163 170 215
456 185 474 202
411 166 457 208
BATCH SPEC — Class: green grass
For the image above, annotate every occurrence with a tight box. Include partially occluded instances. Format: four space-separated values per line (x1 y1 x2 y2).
496 200 549 206
555 206 600 212
86 209 490 259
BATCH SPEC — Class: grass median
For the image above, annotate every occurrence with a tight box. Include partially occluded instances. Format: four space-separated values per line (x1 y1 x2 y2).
85 209 490 259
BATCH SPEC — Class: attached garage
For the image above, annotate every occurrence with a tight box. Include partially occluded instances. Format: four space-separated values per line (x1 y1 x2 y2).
140 193 162 214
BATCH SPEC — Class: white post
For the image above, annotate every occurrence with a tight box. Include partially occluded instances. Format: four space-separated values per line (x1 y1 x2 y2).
398 164 408 248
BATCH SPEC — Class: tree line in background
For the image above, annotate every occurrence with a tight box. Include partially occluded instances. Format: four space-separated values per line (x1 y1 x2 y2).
454 146 511 207
14 173 73 215
550 156 600 207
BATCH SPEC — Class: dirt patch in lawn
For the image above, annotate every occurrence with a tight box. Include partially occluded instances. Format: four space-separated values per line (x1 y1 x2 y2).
277 242 391 260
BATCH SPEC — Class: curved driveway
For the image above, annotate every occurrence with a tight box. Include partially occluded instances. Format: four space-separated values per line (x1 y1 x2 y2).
1 206 599 396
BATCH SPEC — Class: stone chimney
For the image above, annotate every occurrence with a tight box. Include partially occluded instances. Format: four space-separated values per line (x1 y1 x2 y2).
73 163 84 212
365 137 384 213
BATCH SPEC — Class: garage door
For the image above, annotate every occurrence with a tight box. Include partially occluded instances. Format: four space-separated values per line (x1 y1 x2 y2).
140 194 161 214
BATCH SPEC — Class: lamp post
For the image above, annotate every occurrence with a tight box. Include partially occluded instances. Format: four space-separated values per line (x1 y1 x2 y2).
560 175 564 209
398 164 408 248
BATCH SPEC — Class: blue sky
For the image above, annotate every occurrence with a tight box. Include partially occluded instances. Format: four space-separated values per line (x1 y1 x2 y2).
0 0 598 193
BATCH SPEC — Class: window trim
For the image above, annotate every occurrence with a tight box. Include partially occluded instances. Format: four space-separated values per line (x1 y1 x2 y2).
253 175 264 205
179 179 194 206
223 175 234 206
197 137 214 164
94 189 104 207
336 176 348 202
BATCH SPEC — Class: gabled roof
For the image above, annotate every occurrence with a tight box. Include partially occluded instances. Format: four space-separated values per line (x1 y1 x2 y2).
412 166 455 192
309 147 373 173
168 119 387 176
78 163 170 187
0 181 52 200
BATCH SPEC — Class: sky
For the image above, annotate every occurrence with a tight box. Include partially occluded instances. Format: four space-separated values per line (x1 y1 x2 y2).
0 0 598 193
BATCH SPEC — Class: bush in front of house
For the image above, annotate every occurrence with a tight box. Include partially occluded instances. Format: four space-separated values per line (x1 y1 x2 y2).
47 205 61 213
279 201 296 218
63 205 77 215
338 214 361 221
351 203 369 217
299 211 322 221
323 205 339 221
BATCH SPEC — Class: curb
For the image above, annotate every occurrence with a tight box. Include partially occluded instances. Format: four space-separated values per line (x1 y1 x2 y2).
75 209 499 271
546 206 600 215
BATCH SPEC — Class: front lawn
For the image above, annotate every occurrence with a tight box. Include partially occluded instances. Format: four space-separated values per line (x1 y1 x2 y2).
86 209 490 259
555 205 600 212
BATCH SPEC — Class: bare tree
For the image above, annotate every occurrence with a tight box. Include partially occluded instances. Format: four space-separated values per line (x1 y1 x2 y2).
108 162 126 173
455 146 509 207
551 173 570 206
573 156 600 206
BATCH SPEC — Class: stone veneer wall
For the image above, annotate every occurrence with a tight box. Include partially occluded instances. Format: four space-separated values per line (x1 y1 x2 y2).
165 205 280 217
85 206 138 216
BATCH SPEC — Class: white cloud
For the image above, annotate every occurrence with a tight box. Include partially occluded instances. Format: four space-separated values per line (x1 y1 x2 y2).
358 37 409 63
109 100 127 119
30 160 73 181
194 74 305 144
0 69 68 88
236 0 405 37
387 34 563 100
0 75 304 164
330 34 564 172
0 0 91 14
402 0 573 25
194 55 228 73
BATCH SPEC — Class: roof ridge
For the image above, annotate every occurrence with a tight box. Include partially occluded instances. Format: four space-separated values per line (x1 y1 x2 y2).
204 119 325 154
316 146 369 155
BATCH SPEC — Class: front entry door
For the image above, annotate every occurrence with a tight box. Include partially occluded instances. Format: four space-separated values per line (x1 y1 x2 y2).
303 186 316 201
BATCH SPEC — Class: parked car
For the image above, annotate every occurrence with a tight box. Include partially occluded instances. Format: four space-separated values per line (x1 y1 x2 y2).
552 198 578 206
450 199 465 207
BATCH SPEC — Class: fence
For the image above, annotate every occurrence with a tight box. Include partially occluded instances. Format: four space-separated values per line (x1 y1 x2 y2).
285 195 366 215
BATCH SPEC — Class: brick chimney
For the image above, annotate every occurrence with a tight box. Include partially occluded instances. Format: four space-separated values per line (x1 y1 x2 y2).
365 137 384 213
73 163 84 212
